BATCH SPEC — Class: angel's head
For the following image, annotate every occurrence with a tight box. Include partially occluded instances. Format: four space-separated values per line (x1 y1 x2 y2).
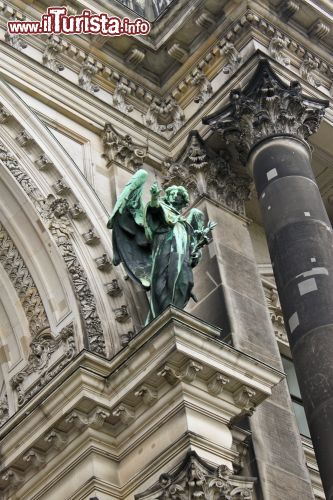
164 185 189 211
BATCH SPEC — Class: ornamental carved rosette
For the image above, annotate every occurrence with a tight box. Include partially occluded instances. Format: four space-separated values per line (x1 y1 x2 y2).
203 60 328 164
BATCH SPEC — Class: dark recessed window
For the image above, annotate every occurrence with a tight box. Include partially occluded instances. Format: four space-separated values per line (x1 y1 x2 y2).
282 356 311 438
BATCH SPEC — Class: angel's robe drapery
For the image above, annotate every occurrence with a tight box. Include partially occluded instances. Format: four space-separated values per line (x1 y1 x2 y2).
144 200 194 321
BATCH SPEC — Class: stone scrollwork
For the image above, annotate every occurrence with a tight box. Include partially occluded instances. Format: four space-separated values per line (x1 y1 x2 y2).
102 123 147 171
0 221 50 337
203 59 328 164
190 69 213 104
11 323 76 407
135 451 254 499
42 35 65 73
0 395 9 427
268 35 290 66
78 59 100 93
163 131 252 215
48 199 106 355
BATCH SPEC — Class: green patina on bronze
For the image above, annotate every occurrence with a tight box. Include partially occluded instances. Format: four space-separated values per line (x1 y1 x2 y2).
107 169 216 321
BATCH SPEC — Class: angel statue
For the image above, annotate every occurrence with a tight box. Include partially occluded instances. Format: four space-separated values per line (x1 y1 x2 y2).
107 169 216 322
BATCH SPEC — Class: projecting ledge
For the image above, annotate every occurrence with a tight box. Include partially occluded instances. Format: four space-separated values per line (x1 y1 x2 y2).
0 308 284 499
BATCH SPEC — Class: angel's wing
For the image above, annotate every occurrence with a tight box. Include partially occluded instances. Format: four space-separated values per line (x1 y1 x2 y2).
107 169 152 288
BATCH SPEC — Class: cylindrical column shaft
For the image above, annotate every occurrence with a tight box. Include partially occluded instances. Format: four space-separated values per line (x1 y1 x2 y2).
249 136 333 500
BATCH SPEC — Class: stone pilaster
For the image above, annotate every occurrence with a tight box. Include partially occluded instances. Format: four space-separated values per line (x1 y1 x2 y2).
204 59 330 499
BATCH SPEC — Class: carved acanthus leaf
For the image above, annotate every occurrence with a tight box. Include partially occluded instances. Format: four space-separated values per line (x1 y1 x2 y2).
113 78 133 113
42 35 65 73
268 35 290 66
300 54 321 87
102 123 146 170
163 131 252 215
221 43 242 74
78 59 100 93
203 60 328 164
145 96 185 137
135 451 254 499
190 70 213 104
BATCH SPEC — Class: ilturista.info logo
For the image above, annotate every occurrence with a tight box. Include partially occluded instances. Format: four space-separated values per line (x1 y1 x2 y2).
7 7 151 36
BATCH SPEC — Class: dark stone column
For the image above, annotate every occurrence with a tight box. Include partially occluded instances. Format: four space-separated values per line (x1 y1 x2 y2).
204 60 332 499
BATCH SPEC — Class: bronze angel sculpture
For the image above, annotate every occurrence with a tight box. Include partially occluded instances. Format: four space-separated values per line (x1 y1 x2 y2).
107 169 216 322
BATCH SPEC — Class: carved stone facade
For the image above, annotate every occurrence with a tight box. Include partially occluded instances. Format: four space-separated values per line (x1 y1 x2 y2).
0 0 331 498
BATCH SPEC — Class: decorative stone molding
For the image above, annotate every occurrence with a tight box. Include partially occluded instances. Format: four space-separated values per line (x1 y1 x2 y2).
42 35 65 73
0 221 50 337
262 277 289 345
120 330 134 347
268 35 290 66
113 78 134 113
300 54 321 87
95 252 112 271
0 395 9 427
23 449 45 471
182 359 203 383
157 359 203 385
112 403 134 425
157 364 180 385
105 279 122 296
207 373 230 396
44 429 67 451
134 384 158 406
102 123 146 170
69 203 86 219
221 43 242 74
135 451 254 499
15 130 33 147
34 153 54 171
82 228 100 245
1 468 23 488
163 131 252 215
48 199 106 355
11 323 76 407
78 59 100 93
168 42 189 63
190 69 213 104
195 10 215 30
65 406 110 431
278 0 299 21
53 178 70 195
4 30 27 51
114 305 130 322
125 47 145 67
0 104 11 123
234 386 256 416
145 97 185 136
308 19 330 40
203 60 328 164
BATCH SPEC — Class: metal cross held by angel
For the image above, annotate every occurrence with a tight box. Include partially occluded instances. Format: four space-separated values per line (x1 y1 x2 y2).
107 169 216 322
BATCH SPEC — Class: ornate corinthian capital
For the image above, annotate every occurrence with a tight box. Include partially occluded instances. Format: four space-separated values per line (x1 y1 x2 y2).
203 60 328 164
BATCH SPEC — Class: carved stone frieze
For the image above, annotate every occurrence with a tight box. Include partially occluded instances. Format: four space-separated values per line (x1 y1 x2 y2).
48 199 106 355
102 123 146 170
42 35 65 73
203 60 328 164
135 451 254 499
0 221 50 337
145 97 185 136
190 69 213 104
113 78 134 113
163 131 252 215
268 35 290 66
11 323 76 407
